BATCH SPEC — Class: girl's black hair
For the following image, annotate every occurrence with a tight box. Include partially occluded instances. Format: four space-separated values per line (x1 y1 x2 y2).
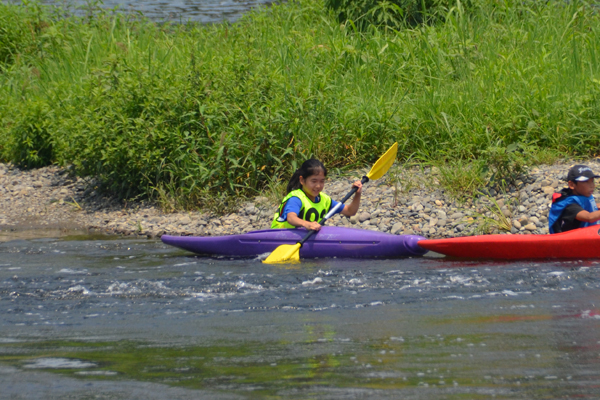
286 159 327 194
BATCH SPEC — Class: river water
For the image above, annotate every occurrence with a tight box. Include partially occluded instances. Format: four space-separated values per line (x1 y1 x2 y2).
2 234 600 398
8 0 275 23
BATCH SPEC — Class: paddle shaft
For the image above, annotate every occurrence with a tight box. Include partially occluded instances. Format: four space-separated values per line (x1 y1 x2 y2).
296 175 369 248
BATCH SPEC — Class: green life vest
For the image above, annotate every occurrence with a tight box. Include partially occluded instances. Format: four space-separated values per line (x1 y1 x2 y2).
271 189 332 229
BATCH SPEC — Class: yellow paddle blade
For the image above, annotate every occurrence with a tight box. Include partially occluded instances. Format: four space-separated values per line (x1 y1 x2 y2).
263 243 301 264
365 142 398 180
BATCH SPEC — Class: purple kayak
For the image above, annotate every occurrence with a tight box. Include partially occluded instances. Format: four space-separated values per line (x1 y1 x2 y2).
161 227 427 259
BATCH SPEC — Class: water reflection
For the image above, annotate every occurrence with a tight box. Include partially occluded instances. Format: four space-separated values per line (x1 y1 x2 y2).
8 0 276 23
2 320 600 398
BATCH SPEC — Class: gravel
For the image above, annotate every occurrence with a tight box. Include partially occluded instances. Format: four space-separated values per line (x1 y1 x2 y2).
1 160 597 240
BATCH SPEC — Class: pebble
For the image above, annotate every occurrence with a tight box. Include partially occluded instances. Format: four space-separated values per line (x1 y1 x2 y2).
524 223 537 231
358 212 371 223
513 220 522 229
2 160 600 239
391 222 403 235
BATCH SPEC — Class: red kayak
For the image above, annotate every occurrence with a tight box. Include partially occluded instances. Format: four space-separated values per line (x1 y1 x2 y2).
418 225 600 260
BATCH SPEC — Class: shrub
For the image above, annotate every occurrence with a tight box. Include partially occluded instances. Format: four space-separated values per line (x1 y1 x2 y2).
4 100 54 169
324 0 473 30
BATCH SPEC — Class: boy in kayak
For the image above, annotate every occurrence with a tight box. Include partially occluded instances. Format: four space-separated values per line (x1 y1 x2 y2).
271 159 362 231
548 164 600 233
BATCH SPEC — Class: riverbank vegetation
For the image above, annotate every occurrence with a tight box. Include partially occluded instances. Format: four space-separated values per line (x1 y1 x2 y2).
1 0 598 212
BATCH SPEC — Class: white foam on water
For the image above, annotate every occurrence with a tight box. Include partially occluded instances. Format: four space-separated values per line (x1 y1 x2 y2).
448 275 476 285
59 268 88 275
24 358 97 369
317 270 335 276
235 281 264 290
187 292 218 301
302 277 323 285
68 285 90 295
106 282 134 294
255 252 270 261
75 370 118 376
365 371 406 378
0 338 22 343
385 270 403 275
173 262 198 266
105 280 169 295
187 290 246 302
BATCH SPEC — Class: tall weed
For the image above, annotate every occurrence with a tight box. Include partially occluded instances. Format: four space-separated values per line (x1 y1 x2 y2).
435 160 485 200
0 1 39 66
325 0 473 30
1 0 600 210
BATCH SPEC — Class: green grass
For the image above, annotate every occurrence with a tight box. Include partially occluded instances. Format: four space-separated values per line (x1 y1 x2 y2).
1 0 599 211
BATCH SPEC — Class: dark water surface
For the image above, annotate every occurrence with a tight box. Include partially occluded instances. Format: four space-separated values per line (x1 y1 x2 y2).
8 0 275 23
2 235 600 399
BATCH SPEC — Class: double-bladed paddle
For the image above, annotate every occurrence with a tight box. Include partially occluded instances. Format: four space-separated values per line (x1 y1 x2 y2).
263 142 398 264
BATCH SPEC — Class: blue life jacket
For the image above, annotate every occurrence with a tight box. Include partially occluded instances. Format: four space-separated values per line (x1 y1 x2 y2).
548 190 599 233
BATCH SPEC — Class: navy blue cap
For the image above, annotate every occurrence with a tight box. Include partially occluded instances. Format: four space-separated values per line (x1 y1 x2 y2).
567 165 600 182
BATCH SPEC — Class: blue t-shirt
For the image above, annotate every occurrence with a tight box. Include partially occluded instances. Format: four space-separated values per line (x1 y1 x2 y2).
281 195 344 221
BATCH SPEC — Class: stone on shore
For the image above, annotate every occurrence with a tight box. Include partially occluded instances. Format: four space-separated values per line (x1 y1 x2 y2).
1 159 595 240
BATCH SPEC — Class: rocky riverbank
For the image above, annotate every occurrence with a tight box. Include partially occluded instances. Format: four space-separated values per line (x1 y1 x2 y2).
1 160 598 241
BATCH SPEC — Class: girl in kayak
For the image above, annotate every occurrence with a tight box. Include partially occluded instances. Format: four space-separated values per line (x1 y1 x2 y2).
549 164 600 233
271 159 362 231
